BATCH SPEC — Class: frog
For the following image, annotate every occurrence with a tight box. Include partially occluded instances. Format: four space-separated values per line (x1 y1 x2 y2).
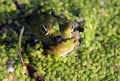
25 13 83 56
45 20 80 56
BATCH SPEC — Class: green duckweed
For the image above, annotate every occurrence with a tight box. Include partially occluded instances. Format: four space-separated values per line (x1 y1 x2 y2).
0 0 120 81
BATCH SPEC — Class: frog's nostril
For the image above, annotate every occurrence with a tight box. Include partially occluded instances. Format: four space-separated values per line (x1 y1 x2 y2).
53 36 64 44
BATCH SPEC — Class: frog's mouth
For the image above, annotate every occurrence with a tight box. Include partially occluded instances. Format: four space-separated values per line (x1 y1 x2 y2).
42 33 80 56
42 35 72 49
42 31 80 49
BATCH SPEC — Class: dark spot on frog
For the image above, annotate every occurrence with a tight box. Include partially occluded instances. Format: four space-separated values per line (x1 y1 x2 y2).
53 36 64 44
42 36 64 49
74 40 77 43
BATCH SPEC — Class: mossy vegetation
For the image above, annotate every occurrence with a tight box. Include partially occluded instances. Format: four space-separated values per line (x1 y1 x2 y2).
0 0 120 81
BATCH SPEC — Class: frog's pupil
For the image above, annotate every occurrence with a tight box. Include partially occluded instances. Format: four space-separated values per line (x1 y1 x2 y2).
41 27 46 32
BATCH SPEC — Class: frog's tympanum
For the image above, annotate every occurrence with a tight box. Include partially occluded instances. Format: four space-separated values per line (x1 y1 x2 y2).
26 14 83 56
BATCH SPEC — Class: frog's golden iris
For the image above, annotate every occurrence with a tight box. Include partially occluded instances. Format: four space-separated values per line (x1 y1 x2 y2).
26 14 83 56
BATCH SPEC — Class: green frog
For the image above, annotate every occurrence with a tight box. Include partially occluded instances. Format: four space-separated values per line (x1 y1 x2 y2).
25 14 82 56
45 20 80 56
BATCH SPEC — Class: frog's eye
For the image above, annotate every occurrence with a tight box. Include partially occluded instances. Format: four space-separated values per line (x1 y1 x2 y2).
41 24 49 35
71 25 75 32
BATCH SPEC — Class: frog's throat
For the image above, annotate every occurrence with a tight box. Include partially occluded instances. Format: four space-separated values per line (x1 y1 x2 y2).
46 39 79 56
59 41 79 56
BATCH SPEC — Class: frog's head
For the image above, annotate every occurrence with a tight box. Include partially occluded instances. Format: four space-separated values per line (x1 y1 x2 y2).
27 14 83 56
